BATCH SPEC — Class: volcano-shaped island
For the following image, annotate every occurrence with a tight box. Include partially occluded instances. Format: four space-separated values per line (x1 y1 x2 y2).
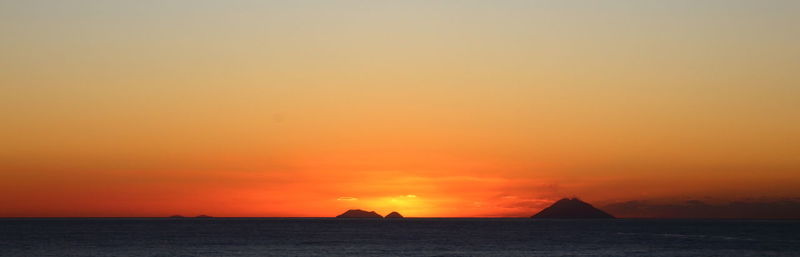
532 198 615 219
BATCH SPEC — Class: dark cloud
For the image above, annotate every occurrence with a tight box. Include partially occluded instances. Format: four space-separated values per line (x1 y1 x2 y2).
602 199 800 219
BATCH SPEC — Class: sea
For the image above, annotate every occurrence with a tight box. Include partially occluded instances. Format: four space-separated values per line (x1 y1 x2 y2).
1 218 799 257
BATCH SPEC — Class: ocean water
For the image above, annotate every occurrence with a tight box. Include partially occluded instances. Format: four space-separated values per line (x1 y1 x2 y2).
1 218 799 257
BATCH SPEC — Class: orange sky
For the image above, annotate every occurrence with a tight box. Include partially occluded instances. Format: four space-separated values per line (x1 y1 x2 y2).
1 1 799 217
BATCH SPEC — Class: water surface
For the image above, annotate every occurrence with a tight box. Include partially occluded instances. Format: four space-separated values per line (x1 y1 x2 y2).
1 218 798 256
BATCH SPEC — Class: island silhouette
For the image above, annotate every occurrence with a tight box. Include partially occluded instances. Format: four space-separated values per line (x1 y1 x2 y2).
385 211 404 218
532 198 615 219
336 209 383 218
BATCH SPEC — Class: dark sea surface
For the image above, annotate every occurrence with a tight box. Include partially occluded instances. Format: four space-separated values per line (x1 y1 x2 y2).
1 218 799 257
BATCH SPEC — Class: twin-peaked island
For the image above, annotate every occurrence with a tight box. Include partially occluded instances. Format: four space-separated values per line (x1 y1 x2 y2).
335 198 614 219
336 209 405 218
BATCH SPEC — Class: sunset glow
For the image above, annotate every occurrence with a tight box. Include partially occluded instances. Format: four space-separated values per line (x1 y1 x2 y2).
1 0 799 218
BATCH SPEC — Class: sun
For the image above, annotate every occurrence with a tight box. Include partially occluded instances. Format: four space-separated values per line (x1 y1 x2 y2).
354 194 429 217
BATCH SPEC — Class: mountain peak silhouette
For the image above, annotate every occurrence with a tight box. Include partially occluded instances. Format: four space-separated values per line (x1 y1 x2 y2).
336 209 383 218
385 211 404 218
531 198 615 219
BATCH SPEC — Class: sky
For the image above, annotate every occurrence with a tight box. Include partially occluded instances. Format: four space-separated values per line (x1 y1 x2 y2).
1 0 799 218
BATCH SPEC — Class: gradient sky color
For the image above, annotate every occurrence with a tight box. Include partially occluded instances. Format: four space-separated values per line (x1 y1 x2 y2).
1 0 799 217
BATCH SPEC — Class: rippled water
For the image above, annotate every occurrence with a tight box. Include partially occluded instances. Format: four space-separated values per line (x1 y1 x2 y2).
1 218 799 256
